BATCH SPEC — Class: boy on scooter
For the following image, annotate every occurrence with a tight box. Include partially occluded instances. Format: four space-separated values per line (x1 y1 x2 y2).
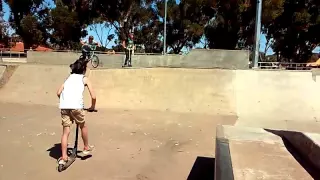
56 59 97 165
122 32 134 67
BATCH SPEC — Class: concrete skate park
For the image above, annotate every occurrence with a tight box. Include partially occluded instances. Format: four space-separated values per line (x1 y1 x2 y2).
1 49 320 180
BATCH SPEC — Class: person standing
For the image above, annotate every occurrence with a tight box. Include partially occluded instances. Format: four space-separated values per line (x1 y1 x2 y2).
56 59 96 165
122 33 134 67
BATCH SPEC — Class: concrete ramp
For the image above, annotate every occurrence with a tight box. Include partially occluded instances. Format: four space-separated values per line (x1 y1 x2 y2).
235 70 320 129
0 65 70 106
215 125 318 180
0 65 5 79
0 65 237 116
84 68 236 114
2 64 320 125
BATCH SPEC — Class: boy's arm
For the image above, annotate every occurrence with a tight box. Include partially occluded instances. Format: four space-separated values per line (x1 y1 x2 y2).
83 77 96 109
93 40 101 47
122 40 126 49
57 83 64 98
80 40 87 45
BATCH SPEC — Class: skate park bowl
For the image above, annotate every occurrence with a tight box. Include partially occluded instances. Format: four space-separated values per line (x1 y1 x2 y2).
1 49 320 179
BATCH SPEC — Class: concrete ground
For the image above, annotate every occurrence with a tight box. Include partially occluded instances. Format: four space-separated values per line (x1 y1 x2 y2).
1 63 320 179
0 102 236 180
216 125 318 180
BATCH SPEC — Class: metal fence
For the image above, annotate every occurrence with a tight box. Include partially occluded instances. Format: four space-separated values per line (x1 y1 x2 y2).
258 62 316 70
0 49 163 56
0 50 27 63
0 50 27 58
0 49 165 62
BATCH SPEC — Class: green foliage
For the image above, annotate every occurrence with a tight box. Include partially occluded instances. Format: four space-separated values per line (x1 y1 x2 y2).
267 0 320 62
156 0 210 53
0 1 9 47
50 2 86 49
20 15 44 47
2 0 320 61
88 21 115 48
204 0 257 49
0 23 10 47
204 0 320 63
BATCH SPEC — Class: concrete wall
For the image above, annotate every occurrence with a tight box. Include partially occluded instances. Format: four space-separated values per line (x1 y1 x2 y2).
3 64 319 127
0 64 237 115
181 49 249 69
27 49 249 69
0 65 71 106
27 51 124 68
235 70 320 127
84 68 237 115
131 54 184 68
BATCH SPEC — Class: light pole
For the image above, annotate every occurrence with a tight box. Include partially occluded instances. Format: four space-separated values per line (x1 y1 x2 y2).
163 0 167 55
253 0 262 68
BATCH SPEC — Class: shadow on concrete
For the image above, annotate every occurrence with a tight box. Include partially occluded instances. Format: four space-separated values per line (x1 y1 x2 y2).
46 143 92 161
187 156 215 180
265 129 320 179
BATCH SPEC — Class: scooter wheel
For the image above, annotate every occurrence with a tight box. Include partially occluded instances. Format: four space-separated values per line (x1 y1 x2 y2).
58 164 65 172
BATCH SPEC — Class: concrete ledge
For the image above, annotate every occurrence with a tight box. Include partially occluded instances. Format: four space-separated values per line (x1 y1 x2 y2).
0 64 18 88
26 49 249 69
215 125 234 180
0 65 5 80
215 125 315 180
265 129 320 172
2 58 27 63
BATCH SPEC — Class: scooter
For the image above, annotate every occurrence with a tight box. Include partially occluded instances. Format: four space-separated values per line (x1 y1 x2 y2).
57 108 97 172
57 123 79 172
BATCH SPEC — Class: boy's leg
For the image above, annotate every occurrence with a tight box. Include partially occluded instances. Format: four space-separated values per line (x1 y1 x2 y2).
71 109 94 154
80 122 94 155
79 122 90 150
60 110 73 161
128 49 132 67
82 45 91 59
123 49 129 66
61 126 70 160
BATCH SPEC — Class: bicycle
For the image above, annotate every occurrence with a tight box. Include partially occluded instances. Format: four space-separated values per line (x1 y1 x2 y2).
79 44 100 68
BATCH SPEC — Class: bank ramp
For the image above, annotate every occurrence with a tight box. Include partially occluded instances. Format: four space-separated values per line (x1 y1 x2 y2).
1 64 320 126
0 64 237 116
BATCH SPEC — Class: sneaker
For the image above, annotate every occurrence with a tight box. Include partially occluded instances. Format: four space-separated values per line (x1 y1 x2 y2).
58 157 70 165
83 145 95 155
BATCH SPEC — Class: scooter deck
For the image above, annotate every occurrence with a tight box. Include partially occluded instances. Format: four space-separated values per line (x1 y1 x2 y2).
57 157 76 172
57 124 79 172
57 148 78 172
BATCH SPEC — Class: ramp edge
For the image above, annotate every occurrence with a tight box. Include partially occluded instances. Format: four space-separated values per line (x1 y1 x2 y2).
0 65 19 88
215 125 234 180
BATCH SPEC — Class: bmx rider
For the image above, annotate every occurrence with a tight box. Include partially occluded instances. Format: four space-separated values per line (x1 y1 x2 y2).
81 35 101 60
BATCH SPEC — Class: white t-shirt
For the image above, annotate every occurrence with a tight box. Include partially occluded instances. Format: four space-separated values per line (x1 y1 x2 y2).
59 74 85 109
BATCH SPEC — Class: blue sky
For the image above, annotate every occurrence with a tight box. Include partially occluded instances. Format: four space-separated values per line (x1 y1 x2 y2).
2 0 319 54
